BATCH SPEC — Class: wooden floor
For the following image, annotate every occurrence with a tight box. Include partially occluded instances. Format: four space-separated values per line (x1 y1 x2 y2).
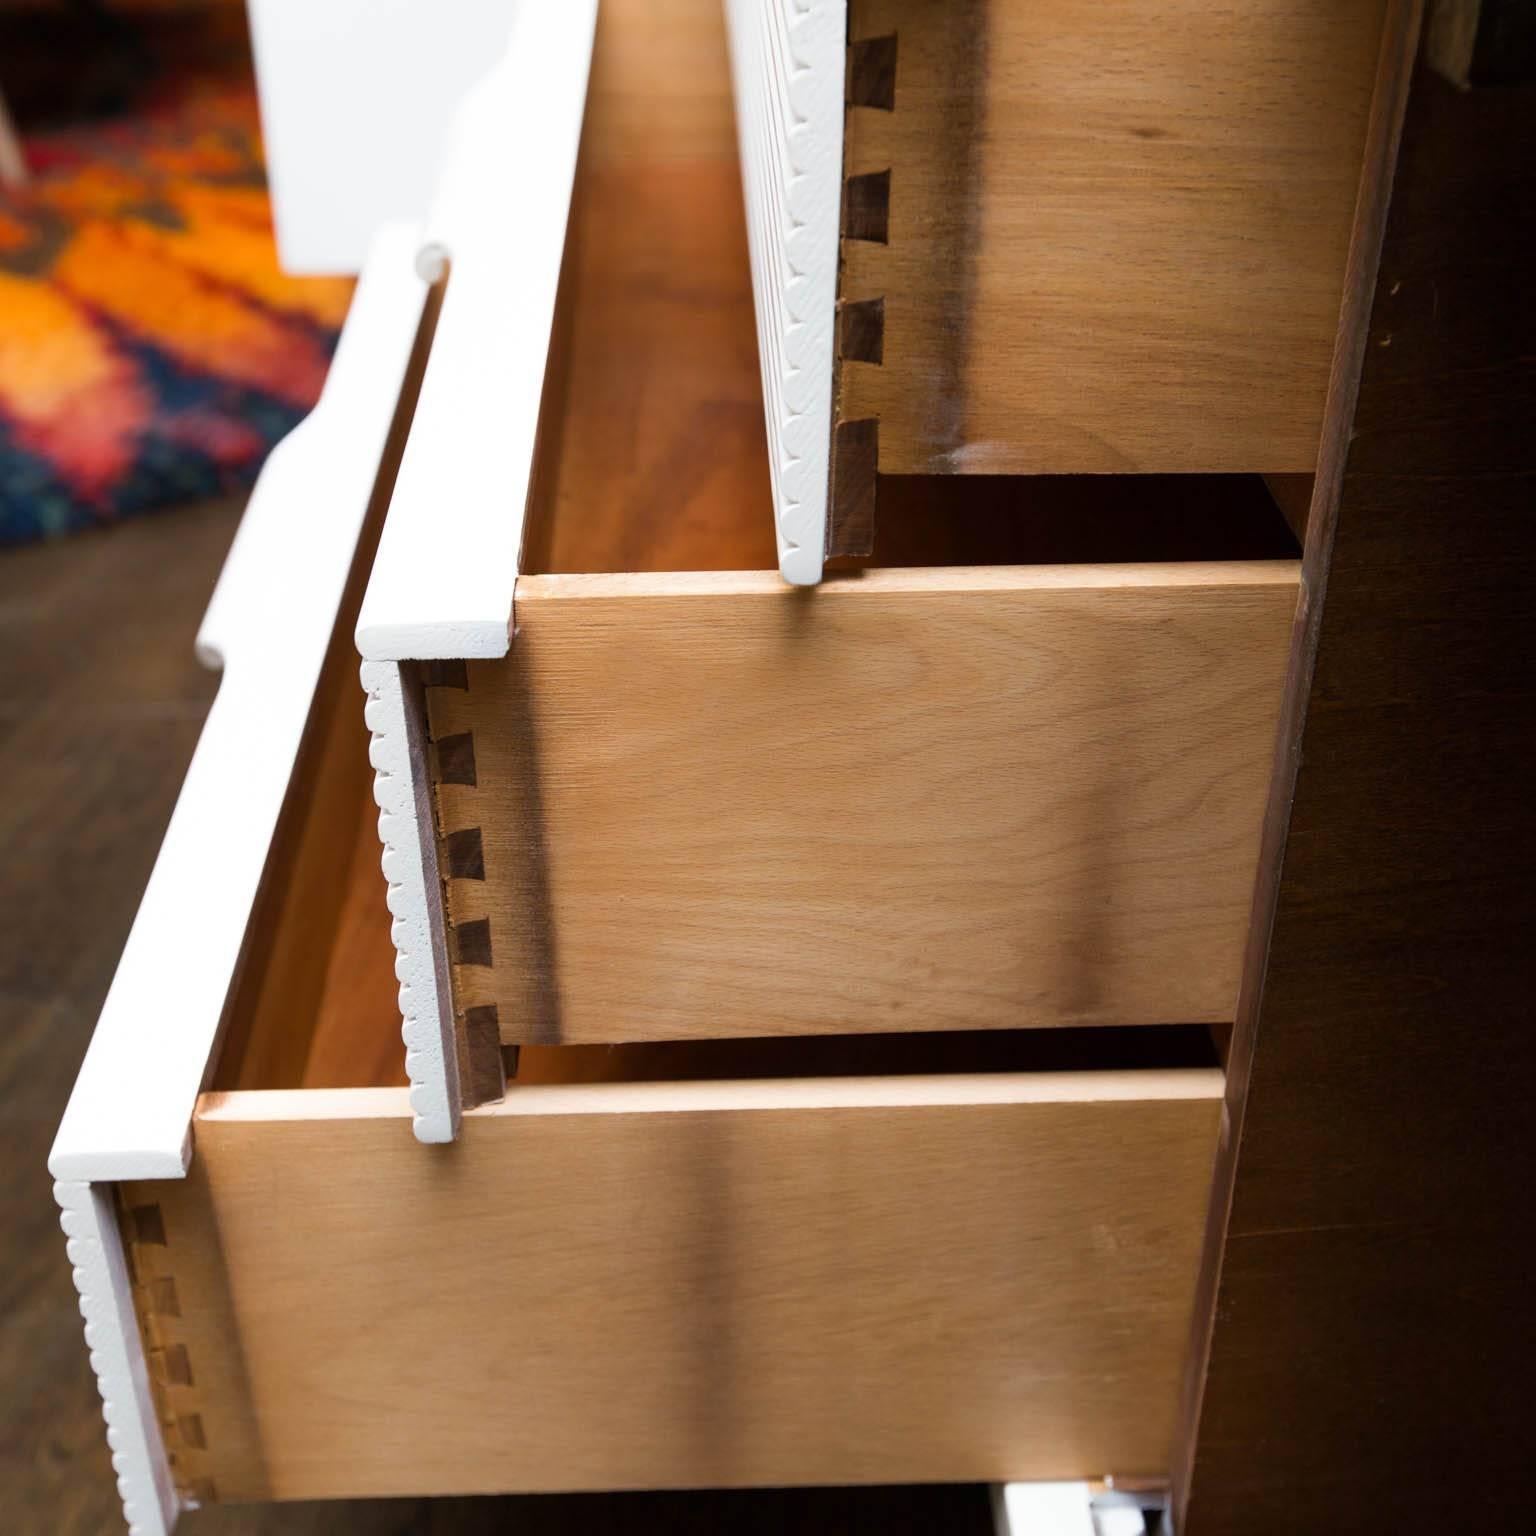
0 502 994 1533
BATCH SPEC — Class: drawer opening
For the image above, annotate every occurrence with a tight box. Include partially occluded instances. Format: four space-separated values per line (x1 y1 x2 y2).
516 0 1306 581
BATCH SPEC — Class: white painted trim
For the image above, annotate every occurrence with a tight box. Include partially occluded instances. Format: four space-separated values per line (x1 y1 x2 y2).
49 225 428 1182
247 0 521 275
724 0 844 586
56 1180 177 1536
356 0 598 662
361 660 460 1142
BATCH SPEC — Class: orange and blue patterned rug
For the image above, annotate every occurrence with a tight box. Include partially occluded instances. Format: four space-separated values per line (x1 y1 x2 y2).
0 13 353 546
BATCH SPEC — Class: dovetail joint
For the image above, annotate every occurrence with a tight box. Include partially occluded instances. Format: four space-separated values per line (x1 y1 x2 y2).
118 1195 217 1507
831 23 896 550
848 33 898 111
843 168 891 244
421 663 504 1109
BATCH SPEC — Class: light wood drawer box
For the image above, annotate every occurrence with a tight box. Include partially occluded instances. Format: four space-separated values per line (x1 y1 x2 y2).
49 231 1224 1527
725 0 1394 577
130 1061 1225 1506
356 0 1301 1137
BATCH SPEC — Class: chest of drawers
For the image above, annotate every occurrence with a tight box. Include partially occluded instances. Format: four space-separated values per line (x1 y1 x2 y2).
48 2 1441 1531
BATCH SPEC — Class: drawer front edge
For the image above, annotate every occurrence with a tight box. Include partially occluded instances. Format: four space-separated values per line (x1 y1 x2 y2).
723 0 845 585
55 1180 176 1536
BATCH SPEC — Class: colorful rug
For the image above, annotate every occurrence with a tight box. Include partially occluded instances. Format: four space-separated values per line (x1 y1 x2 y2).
0 12 353 546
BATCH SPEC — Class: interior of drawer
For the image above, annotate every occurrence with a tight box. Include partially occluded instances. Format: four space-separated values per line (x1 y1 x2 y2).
518 0 1306 581
215 0 1289 1093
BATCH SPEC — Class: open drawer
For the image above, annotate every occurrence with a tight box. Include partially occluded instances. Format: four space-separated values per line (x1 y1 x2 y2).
355 0 1300 1139
725 0 1396 571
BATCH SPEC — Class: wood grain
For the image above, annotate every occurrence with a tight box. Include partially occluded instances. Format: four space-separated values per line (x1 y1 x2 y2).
135 1070 1222 1501
211 604 379 1092
839 0 1390 477
1176 51 1536 1536
521 0 1316 576
430 562 1298 1044
579 0 738 166
517 0 774 577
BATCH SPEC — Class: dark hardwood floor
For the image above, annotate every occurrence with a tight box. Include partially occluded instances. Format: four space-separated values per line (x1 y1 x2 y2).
0 501 992 1535
2 503 234 1534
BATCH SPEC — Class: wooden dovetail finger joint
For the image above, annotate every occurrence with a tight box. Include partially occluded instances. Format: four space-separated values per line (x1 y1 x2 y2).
118 1194 216 1509
848 32 898 111
829 18 895 559
421 663 506 1108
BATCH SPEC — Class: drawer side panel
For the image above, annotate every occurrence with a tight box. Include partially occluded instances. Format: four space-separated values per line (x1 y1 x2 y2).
437 563 1298 1044
837 0 1389 479
137 1076 1222 1499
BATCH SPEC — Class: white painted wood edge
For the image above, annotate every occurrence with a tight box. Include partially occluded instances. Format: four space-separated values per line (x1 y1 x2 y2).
992 1482 1096 1536
724 0 844 586
56 1180 178 1536
360 659 461 1142
355 0 598 661
50 225 428 1182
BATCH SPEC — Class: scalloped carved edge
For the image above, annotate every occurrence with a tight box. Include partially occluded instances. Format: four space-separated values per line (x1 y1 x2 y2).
55 1180 177 1536
361 658 461 1143
725 0 845 586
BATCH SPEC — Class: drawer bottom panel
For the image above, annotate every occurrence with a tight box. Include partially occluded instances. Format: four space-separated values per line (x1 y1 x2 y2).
125 1070 1220 1503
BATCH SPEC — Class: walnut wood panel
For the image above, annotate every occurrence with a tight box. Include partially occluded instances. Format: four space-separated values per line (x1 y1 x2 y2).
427 562 1297 1044
1176 45 1536 1536
132 1070 1221 1501
837 0 1390 480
